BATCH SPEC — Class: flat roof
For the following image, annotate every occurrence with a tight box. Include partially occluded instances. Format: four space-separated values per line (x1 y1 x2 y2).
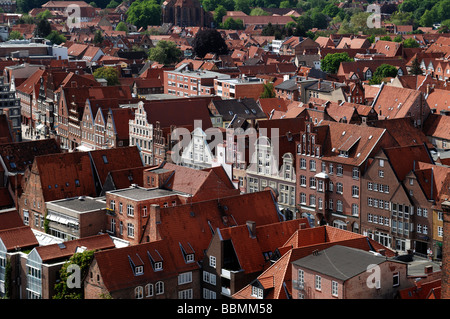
107 186 187 201
47 196 105 213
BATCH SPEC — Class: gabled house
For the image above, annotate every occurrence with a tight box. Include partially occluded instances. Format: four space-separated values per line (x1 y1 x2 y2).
203 219 310 299
371 84 431 127
84 239 200 299
295 120 398 231
232 225 396 299
291 245 408 299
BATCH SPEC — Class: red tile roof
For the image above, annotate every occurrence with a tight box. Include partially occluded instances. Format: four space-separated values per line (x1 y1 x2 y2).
0 209 24 231
233 225 396 299
35 233 115 263
218 219 310 274
33 151 97 202
0 226 39 252
147 190 282 262
89 146 143 187
383 144 434 182
423 113 450 141
93 239 198 293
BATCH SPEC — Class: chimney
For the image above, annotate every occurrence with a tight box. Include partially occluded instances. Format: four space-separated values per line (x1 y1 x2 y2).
149 204 161 241
424 265 433 275
246 220 256 238
317 79 322 90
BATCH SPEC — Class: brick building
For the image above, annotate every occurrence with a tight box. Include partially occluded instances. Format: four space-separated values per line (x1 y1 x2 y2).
214 77 265 100
164 63 230 97
291 245 409 299
295 121 397 231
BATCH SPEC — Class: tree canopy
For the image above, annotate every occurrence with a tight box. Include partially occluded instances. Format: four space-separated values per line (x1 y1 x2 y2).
369 64 399 84
320 52 353 74
192 28 229 58
148 40 182 65
93 66 120 86
126 0 161 29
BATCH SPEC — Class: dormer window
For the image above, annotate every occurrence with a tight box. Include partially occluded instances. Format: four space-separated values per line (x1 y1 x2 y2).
251 286 264 299
135 266 144 275
148 250 163 271
154 262 163 270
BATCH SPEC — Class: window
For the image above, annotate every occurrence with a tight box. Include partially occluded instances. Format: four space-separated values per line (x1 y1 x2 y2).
315 275 322 290
379 170 384 178
310 160 316 171
300 175 306 187
155 281 164 295
252 286 264 299
393 272 399 287
179 289 193 299
309 177 316 189
379 159 384 167
336 182 343 194
127 204 134 217
352 167 359 179
309 195 316 207
178 272 193 285
110 200 115 211
298 269 304 289
127 223 134 237
337 165 343 176
438 226 443 237
352 186 359 197
337 200 343 212
300 158 306 169
332 281 338 297
135 286 143 299
209 256 216 268
352 204 359 216
203 271 216 285
300 193 306 204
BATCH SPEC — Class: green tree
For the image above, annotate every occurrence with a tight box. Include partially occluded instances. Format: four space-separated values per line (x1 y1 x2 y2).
234 0 251 15
249 7 270 15
115 21 128 32
222 17 244 30
93 30 104 44
369 64 398 84
126 0 161 29
36 9 52 20
35 18 51 37
260 83 275 99
46 30 66 45
106 0 119 8
320 52 353 74
192 28 228 58
53 250 95 299
409 57 422 75
419 9 434 27
93 66 120 86
148 40 182 65
393 35 403 42
8 30 23 40
403 38 419 48
213 5 227 27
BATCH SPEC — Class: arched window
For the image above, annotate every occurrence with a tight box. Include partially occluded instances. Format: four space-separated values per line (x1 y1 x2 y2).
135 286 143 299
145 284 153 297
156 281 164 295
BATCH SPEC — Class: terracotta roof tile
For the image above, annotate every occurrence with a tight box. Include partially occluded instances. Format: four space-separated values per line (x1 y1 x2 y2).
0 226 39 251
232 226 395 299
35 233 115 263
0 209 24 231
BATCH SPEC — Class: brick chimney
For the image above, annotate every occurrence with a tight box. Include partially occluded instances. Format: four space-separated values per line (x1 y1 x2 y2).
246 220 256 238
441 201 450 299
148 204 161 242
